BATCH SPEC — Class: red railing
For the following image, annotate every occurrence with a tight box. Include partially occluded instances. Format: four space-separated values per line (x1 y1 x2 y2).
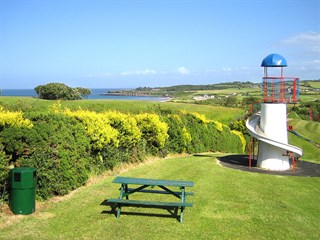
262 77 299 103
248 138 254 170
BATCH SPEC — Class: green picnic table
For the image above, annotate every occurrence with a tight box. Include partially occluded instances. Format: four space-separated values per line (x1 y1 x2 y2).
108 176 194 223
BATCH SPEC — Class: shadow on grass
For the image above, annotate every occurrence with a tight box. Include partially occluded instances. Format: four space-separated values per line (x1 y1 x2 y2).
212 154 320 177
100 199 181 222
218 154 257 167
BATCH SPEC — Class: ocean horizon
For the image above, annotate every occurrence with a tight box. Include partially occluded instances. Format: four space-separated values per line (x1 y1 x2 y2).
0 88 170 102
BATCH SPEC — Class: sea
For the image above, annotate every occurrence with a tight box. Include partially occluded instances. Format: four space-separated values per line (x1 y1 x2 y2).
0 89 170 102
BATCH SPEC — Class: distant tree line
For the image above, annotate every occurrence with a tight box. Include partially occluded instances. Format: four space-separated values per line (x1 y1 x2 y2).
35 83 91 100
153 81 256 92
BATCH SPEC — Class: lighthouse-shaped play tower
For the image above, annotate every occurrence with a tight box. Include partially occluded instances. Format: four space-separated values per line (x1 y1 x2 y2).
246 54 303 170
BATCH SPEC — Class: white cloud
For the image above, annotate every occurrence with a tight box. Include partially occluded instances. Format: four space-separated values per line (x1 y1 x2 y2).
281 32 320 55
275 32 320 79
176 67 190 75
282 32 320 45
120 69 157 76
222 67 232 72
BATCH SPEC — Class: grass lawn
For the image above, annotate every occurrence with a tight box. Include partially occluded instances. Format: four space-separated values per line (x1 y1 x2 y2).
288 119 320 163
0 97 244 124
1 154 319 240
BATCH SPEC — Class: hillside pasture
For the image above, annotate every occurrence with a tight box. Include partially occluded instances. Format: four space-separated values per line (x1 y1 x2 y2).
288 119 320 163
0 97 244 124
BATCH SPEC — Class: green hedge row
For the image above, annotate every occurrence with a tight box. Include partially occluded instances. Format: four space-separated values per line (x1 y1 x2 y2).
0 106 245 201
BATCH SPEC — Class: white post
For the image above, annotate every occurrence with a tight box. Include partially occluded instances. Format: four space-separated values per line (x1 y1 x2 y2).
257 103 290 170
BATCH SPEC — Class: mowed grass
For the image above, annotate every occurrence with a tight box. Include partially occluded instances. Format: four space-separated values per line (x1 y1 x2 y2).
195 88 260 95
1 155 319 240
288 119 320 163
306 81 320 88
0 97 244 124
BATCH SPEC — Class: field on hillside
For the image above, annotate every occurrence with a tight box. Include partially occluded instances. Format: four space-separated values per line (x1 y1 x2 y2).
0 97 244 124
1 155 319 240
303 80 320 88
165 81 320 103
288 119 320 163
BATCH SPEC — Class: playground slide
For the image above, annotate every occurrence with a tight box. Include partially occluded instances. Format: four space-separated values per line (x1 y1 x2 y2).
246 112 303 159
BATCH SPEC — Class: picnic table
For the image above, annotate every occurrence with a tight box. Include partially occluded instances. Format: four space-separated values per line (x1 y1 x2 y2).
108 176 194 222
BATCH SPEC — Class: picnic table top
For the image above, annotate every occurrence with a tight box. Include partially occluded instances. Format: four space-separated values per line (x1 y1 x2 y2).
113 176 194 187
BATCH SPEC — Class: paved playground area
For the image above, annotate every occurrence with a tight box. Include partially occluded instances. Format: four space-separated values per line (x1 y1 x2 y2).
218 155 320 177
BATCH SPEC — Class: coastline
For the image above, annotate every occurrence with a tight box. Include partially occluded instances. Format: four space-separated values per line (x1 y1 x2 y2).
0 88 172 102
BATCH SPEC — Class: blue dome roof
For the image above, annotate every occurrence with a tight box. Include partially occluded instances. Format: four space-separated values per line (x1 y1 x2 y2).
261 54 287 67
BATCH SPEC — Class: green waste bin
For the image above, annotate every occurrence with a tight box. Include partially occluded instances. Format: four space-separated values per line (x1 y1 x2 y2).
9 167 37 215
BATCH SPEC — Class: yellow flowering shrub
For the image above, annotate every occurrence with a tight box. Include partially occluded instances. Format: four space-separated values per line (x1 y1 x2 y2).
135 113 169 149
103 111 142 148
49 100 62 113
63 109 119 150
0 106 33 128
189 112 210 124
231 130 246 153
181 126 192 145
211 120 223 132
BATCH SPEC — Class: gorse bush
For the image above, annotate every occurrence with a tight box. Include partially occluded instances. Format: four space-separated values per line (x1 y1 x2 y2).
0 104 245 201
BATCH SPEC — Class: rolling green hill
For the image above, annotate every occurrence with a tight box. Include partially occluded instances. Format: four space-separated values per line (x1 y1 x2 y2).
288 119 320 163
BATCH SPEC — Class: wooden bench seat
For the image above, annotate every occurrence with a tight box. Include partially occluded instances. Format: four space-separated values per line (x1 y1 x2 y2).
126 188 194 196
108 198 193 207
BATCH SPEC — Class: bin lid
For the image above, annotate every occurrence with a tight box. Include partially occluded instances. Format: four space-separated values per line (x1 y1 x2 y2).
11 167 37 173
9 167 37 189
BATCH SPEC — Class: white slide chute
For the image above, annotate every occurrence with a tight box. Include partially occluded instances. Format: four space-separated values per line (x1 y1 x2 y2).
246 111 303 170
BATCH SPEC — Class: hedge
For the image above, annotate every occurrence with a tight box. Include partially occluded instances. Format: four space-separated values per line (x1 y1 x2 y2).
0 105 245 201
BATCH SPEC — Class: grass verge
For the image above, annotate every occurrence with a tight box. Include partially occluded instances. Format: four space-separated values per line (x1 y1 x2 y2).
1 154 319 240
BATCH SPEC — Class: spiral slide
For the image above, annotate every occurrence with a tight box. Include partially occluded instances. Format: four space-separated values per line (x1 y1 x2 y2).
246 112 303 159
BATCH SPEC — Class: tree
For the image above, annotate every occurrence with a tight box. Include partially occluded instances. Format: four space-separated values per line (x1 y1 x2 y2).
225 95 237 107
75 87 92 99
35 83 90 100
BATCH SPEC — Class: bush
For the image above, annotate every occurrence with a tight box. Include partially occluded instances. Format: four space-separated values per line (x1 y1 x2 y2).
35 83 91 100
63 109 119 151
0 143 11 200
135 113 169 155
163 114 191 153
0 113 92 200
0 106 33 129
0 105 246 202
104 111 142 149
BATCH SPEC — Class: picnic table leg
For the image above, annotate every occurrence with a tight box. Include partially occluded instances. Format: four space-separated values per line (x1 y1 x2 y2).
116 183 125 218
180 186 186 223
180 207 185 223
116 205 121 218
125 184 129 200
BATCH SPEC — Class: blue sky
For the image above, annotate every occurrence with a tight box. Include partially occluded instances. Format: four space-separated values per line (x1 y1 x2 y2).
1 0 319 89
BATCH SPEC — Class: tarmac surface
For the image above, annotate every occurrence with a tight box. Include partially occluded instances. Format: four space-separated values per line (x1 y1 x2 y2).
217 154 320 177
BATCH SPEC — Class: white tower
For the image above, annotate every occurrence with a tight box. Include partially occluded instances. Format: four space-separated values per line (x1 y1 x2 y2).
256 54 301 170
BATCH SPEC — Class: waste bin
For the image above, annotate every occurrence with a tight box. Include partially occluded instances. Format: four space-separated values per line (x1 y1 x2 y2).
9 167 37 215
